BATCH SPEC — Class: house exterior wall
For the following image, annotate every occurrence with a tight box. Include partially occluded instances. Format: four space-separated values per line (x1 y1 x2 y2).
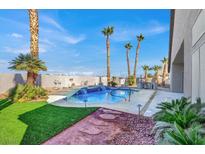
169 9 205 101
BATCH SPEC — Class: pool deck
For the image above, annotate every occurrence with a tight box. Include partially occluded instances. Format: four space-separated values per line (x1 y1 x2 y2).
48 89 184 116
49 89 155 115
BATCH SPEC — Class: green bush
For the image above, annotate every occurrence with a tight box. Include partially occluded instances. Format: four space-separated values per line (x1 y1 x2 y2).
128 75 135 86
9 84 48 103
153 97 205 144
154 97 205 129
109 81 118 87
165 122 205 145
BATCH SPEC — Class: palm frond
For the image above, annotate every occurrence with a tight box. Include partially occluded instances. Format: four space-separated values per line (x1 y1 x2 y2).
8 53 47 73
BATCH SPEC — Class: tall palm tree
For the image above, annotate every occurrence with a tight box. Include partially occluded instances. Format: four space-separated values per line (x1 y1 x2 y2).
133 34 144 86
124 42 132 78
161 57 168 87
28 9 39 84
102 26 114 86
152 65 162 85
142 65 151 82
9 54 47 85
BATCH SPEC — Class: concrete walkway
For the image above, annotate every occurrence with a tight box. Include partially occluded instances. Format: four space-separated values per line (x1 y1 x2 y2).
144 90 184 116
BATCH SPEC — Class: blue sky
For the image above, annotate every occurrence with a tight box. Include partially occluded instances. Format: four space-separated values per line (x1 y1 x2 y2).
0 9 170 76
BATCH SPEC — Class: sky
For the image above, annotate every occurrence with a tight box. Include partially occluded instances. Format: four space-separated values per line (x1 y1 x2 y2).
0 9 170 77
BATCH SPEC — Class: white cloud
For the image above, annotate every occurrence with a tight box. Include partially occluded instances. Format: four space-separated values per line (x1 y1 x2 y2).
0 59 8 67
39 47 47 53
41 15 65 32
73 53 80 57
11 33 23 38
40 38 55 47
4 46 47 54
112 21 169 42
4 46 29 54
64 35 86 44
40 15 86 45
40 27 86 45
148 25 168 35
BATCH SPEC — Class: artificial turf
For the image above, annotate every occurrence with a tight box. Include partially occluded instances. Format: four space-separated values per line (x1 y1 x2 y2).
0 99 97 145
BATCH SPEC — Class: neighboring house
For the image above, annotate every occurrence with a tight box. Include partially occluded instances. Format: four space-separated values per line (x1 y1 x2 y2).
169 9 205 102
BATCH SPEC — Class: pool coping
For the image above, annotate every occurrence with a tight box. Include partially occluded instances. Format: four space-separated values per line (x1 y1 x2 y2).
49 89 156 115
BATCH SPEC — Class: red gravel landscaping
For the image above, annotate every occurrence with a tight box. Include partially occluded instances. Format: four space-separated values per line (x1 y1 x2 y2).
43 108 155 145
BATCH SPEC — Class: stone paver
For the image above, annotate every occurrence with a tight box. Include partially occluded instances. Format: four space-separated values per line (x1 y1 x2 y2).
99 113 116 120
79 126 102 135
102 109 122 114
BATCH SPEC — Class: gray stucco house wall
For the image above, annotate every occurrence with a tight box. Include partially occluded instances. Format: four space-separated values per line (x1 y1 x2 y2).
169 9 205 102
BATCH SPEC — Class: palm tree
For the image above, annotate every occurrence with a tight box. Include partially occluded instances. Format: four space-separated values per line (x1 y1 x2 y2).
102 26 114 86
152 65 162 85
9 54 47 85
124 42 132 78
28 9 39 84
161 57 168 87
133 34 144 86
142 65 151 82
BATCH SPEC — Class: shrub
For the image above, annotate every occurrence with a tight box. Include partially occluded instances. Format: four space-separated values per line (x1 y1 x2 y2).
165 122 205 145
128 75 135 86
153 97 205 144
109 81 118 87
154 97 205 129
9 84 48 103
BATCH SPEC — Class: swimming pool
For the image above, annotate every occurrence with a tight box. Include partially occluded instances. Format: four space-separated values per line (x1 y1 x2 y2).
67 86 137 104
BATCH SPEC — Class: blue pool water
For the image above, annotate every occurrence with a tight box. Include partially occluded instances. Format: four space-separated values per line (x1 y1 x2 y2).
67 86 134 104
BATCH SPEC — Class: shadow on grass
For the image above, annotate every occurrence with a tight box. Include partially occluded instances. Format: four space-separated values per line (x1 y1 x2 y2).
0 99 12 111
19 104 98 145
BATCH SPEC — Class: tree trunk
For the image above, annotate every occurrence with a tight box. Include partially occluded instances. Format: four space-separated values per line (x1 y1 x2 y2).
162 63 167 87
133 42 140 86
28 9 39 85
156 71 159 85
144 71 148 82
29 9 39 58
27 72 35 85
106 36 111 86
126 49 130 78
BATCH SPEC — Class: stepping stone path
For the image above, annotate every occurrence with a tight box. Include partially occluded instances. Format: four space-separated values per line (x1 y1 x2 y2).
79 126 102 135
43 108 154 145
102 109 122 115
88 118 109 126
99 113 116 120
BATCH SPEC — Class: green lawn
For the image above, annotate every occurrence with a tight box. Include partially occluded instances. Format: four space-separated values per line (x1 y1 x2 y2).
0 99 97 145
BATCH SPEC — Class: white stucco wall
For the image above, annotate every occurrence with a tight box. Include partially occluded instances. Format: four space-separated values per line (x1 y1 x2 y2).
0 73 110 94
0 73 27 94
170 9 205 101
192 10 205 46
199 44 205 101
192 49 200 101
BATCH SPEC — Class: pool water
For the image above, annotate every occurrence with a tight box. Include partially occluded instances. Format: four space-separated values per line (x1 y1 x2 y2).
67 88 130 104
